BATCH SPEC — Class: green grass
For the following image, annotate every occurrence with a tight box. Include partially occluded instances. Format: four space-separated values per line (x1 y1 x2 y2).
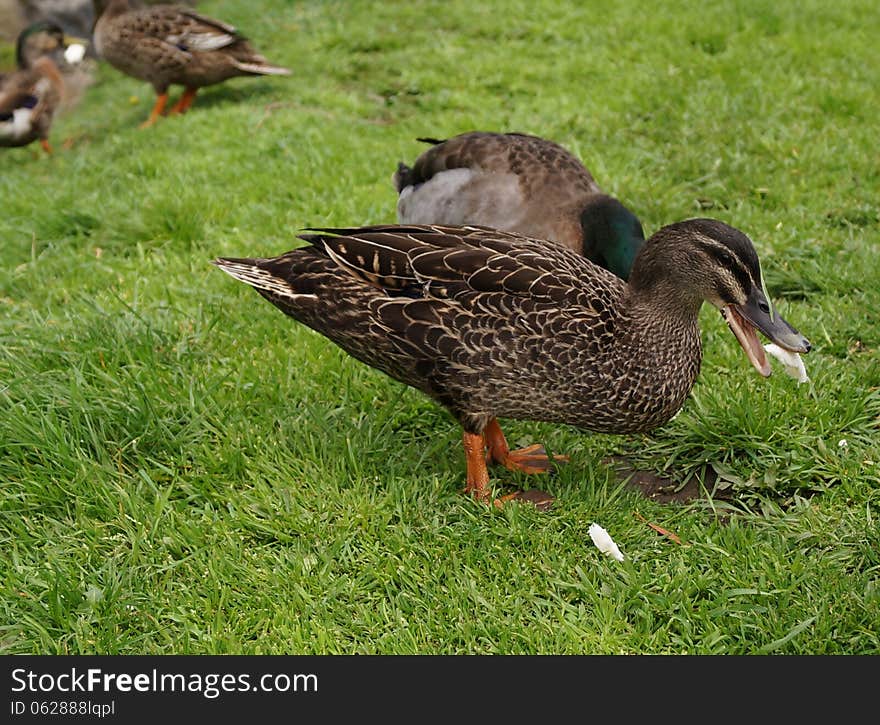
1 0 878 654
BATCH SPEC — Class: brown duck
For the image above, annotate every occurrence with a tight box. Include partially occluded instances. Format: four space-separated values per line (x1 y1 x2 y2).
213 220 810 506
394 131 646 280
92 0 291 127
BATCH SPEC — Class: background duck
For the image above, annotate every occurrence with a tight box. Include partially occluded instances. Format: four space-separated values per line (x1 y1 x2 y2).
213 219 810 507
91 0 291 128
394 131 646 281
14 19 94 111
0 23 72 154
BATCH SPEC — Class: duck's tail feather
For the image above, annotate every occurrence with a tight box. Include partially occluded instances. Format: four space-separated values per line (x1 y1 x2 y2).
233 60 292 76
212 257 314 301
393 161 413 192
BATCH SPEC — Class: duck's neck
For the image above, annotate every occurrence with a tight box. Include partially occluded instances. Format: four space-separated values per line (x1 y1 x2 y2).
623 277 705 324
15 25 42 69
601 284 704 430
579 195 646 281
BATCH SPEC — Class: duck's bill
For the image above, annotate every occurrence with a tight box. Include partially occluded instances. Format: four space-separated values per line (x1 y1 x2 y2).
722 286 811 377
723 305 772 376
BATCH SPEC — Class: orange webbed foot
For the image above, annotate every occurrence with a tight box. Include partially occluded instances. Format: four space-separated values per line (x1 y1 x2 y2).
502 443 569 474
483 419 569 474
460 419 563 512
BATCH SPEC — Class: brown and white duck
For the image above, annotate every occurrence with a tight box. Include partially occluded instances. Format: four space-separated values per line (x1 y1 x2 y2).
0 23 73 154
213 219 810 507
91 0 291 127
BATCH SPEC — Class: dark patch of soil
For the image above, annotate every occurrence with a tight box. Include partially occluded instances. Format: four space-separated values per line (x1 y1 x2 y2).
605 455 728 504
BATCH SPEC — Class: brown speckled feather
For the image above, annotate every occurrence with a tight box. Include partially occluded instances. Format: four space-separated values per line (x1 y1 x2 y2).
214 224 707 437
93 0 290 94
403 132 600 198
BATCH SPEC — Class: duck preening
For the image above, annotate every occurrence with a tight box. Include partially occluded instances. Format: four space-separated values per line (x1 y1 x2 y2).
394 131 646 281
213 219 810 506
91 0 291 127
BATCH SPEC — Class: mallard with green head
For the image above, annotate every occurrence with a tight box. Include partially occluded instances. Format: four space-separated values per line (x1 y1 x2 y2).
0 23 72 154
19 21 87 67
91 0 291 128
213 219 810 507
394 131 646 281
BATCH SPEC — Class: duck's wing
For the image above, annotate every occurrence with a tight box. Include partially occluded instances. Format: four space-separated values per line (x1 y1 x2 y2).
123 6 243 52
214 224 625 422
0 87 36 115
396 131 599 193
118 6 289 76
394 133 606 253
96 5 241 82
297 223 621 309
213 225 623 348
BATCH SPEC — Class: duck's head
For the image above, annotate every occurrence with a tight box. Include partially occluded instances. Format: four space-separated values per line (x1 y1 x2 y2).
579 195 646 281
629 218 811 377
15 21 88 71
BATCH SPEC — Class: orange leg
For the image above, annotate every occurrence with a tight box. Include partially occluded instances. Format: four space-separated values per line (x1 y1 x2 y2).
39 139 52 155
463 431 491 502
484 418 569 474
462 420 562 511
140 93 169 128
168 87 198 115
